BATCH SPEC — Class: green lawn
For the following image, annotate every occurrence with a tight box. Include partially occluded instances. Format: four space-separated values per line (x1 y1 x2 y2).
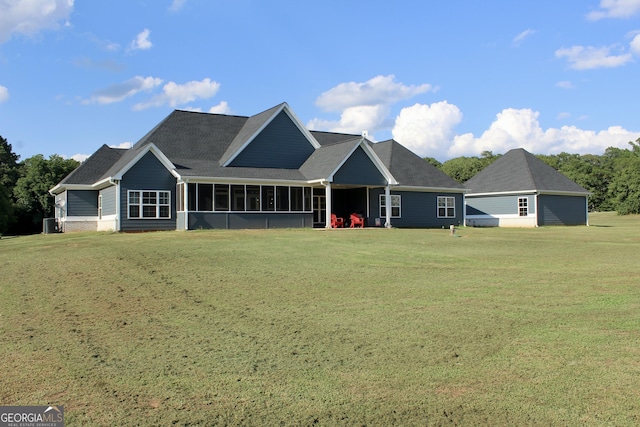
1 212 640 426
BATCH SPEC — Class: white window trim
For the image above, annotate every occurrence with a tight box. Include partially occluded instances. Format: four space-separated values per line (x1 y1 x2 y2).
518 197 529 217
379 194 401 218
128 190 171 219
437 196 456 218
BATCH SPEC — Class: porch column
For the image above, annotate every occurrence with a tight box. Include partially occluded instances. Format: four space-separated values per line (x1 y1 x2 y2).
585 195 590 226
184 181 189 230
114 180 121 231
384 185 391 228
325 182 332 228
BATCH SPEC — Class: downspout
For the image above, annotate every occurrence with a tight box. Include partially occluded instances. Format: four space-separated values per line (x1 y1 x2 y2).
534 193 539 227
325 181 332 228
384 185 391 228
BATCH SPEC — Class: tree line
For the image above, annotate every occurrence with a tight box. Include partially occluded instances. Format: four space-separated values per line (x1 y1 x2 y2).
1 134 639 235
1 135 79 235
426 138 640 215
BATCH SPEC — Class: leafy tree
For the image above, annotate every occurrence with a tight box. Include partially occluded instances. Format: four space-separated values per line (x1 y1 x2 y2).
440 151 500 183
606 139 640 215
423 157 442 169
537 152 613 212
0 136 20 234
0 185 14 234
13 154 79 233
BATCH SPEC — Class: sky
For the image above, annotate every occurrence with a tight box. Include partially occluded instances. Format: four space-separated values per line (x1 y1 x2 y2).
1 0 640 163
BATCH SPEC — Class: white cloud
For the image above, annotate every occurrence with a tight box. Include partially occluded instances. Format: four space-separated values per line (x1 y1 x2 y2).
556 80 575 89
315 75 433 112
309 75 433 135
308 105 390 136
133 78 221 110
446 108 640 160
109 142 132 149
555 45 633 69
630 33 640 54
0 0 74 43
180 101 231 114
513 29 536 46
70 153 89 162
169 0 186 12
84 76 163 105
208 101 231 114
0 85 9 102
128 28 152 51
587 0 640 20
391 102 463 159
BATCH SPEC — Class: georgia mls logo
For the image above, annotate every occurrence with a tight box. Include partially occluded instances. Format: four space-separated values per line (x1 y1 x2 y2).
0 405 64 427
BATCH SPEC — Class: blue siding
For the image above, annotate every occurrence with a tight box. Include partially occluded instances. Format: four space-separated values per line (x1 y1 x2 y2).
466 195 535 216
100 186 117 216
538 195 587 226
368 189 464 228
67 190 98 216
230 111 315 168
189 212 313 229
120 152 177 231
333 147 386 186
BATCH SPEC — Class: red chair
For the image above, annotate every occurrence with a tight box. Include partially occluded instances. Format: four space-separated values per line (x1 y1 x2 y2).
350 213 364 228
331 213 344 228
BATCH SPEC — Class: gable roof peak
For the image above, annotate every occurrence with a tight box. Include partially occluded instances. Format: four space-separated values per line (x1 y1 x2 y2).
219 102 320 166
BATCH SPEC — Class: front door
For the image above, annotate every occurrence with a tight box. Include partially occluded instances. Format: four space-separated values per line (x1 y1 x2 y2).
313 194 326 226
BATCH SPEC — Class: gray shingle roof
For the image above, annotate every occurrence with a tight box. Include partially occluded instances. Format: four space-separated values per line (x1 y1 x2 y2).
464 148 589 194
299 137 362 180
54 105 465 191
58 144 127 185
372 140 465 189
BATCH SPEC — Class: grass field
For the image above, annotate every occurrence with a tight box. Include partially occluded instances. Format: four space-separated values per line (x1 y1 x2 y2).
1 212 640 426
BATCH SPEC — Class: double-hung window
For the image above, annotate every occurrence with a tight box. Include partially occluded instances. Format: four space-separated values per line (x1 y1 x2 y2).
380 194 401 218
518 197 528 216
128 190 171 219
437 196 455 218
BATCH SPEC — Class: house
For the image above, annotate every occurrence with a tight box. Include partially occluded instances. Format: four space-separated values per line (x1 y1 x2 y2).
464 148 590 227
50 103 465 231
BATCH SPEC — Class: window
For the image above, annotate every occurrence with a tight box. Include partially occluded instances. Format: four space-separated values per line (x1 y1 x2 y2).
276 186 289 211
214 184 229 211
98 195 102 219
198 183 213 211
437 196 455 218
303 187 312 212
246 185 260 211
290 187 304 211
262 186 275 211
518 197 528 216
128 190 170 219
178 183 313 213
380 194 401 218
129 191 140 218
232 185 245 211
187 183 197 211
